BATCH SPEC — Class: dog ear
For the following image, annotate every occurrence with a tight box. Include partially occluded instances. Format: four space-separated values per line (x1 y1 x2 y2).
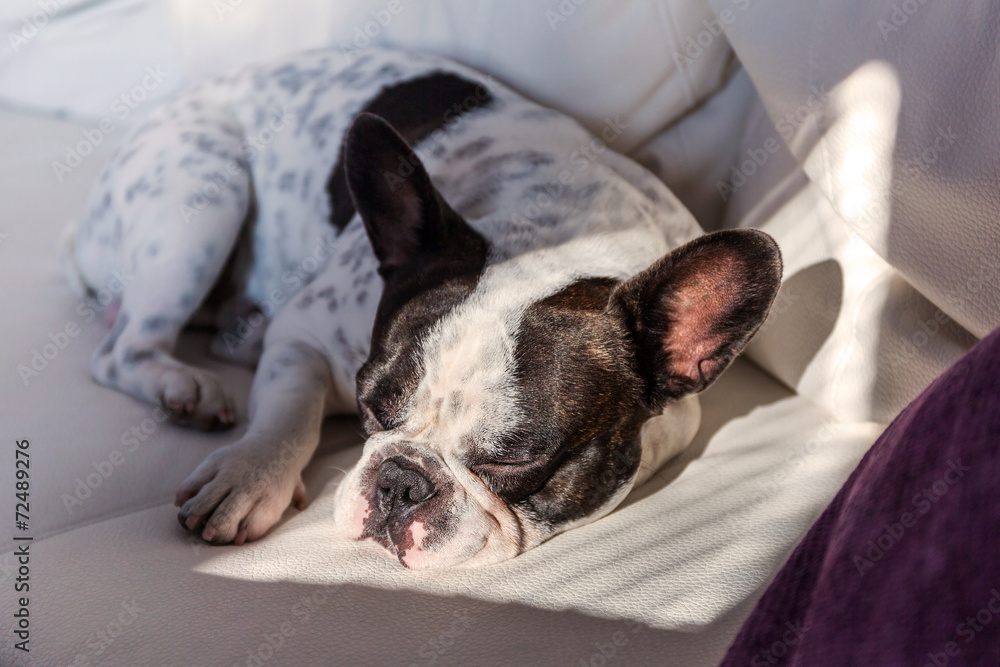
609 229 782 409
344 112 485 276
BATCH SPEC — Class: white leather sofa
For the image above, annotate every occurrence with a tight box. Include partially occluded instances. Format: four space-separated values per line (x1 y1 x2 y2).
1 1 995 664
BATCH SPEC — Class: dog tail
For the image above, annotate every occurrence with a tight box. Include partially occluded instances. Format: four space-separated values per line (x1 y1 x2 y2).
58 218 89 297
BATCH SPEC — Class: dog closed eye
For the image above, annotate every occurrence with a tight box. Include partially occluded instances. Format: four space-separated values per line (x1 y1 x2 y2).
471 459 538 477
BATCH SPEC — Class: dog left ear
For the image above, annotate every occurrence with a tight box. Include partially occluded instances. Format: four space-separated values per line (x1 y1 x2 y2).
344 112 485 276
609 229 782 409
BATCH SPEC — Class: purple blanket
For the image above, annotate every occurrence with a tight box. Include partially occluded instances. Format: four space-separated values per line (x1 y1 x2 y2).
722 327 1000 666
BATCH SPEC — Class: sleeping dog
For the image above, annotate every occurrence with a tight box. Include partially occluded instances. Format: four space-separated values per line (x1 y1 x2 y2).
62 48 781 568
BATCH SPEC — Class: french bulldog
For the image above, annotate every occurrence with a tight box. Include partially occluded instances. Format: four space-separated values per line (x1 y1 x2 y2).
62 48 782 568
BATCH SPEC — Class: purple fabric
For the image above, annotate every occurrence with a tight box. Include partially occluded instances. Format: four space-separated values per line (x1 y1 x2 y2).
722 327 1000 666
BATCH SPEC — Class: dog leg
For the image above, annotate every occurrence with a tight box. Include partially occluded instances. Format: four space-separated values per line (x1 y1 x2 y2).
175 338 335 543
87 108 253 429
208 297 267 368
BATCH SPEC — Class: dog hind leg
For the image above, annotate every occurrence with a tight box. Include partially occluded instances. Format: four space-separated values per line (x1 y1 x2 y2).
88 106 254 429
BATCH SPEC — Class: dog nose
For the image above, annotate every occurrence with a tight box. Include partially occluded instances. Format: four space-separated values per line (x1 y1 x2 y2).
376 458 435 509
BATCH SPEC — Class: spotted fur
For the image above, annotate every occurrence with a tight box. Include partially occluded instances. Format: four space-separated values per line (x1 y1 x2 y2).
68 48 781 568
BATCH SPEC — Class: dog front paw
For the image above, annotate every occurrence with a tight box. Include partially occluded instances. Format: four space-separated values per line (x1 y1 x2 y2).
174 443 306 545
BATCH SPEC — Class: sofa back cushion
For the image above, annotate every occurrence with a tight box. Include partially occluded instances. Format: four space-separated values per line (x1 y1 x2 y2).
1 0 735 153
708 0 1000 339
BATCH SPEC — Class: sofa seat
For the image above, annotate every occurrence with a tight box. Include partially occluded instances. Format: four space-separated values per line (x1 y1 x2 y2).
0 77 880 667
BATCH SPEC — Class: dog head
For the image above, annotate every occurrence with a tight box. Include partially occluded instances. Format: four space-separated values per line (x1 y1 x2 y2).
332 113 782 568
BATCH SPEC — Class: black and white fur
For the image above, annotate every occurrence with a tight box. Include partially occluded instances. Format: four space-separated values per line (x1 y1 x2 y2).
63 48 782 569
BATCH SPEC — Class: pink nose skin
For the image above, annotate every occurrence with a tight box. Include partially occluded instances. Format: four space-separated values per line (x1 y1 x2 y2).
400 521 430 569
350 500 371 537
104 300 121 328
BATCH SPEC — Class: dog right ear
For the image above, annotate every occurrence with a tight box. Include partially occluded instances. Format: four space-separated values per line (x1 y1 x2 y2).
608 229 782 409
343 112 486 277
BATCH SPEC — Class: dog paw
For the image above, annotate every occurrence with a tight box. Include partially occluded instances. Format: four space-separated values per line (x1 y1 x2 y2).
174 444 306 545
157 366 236 430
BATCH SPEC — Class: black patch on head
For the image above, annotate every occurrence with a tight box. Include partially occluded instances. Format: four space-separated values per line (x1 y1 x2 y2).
326 71 495 232
466 278 647 529
467 230 781 531
343 113 489 275
354 261 485 434
345 114 489 435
